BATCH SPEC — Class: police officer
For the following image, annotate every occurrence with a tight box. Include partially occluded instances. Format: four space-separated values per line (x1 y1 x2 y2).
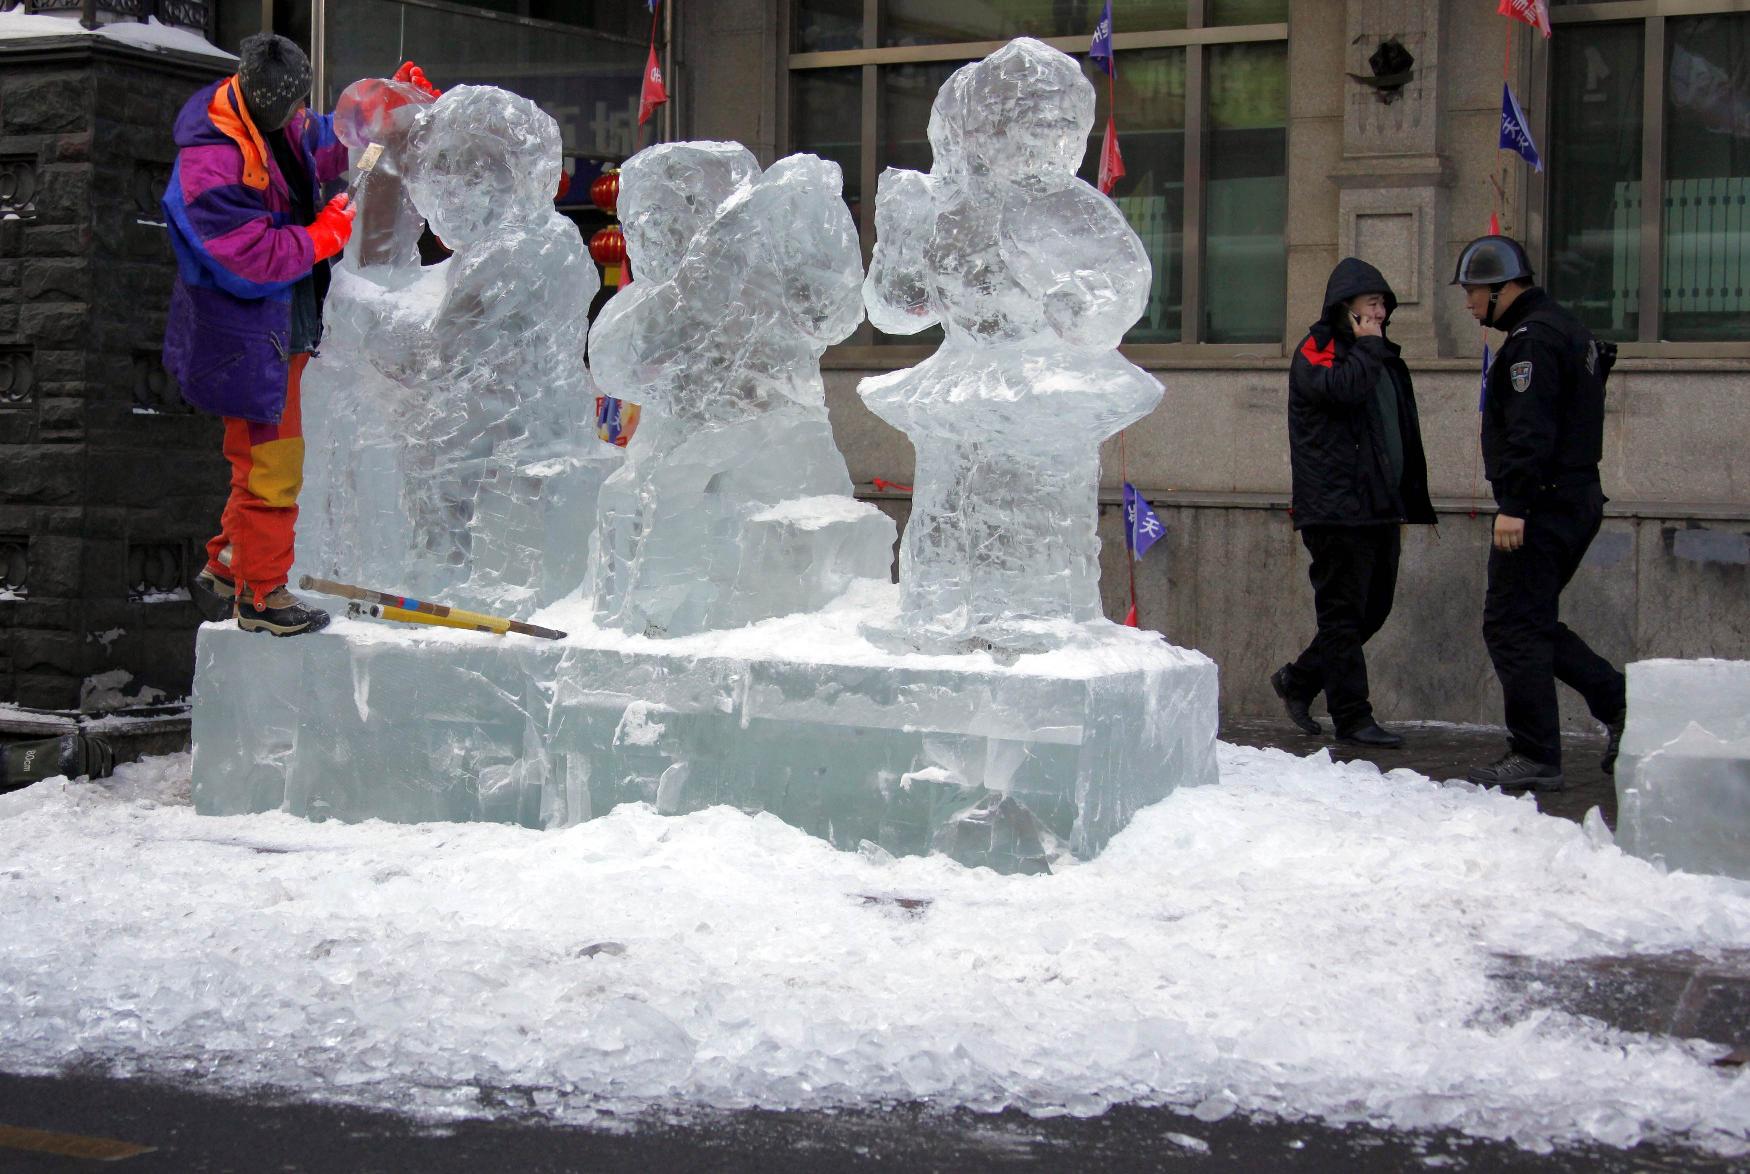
1454 235 1626 792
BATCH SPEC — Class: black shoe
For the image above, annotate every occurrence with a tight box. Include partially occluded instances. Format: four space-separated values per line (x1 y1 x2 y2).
1336 722 1404 749
1601 711 1626 776
1468 751 1565 792
192 567 237 623
1270 666 1321 736
237 586 331 637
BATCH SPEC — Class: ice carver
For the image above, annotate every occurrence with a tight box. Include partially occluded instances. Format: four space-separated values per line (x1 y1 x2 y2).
1273 258 1435 748
1454 235 1626 792
161 33 436 635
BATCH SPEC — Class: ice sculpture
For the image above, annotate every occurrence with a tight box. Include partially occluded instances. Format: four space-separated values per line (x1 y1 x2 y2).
860 38 1162 653
585 141 896 637
296 84 618 615
1615 659 1750 881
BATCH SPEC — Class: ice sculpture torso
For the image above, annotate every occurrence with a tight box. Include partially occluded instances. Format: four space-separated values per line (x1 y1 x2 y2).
297 85 617 615
860 38 1163 653
585 142 896 637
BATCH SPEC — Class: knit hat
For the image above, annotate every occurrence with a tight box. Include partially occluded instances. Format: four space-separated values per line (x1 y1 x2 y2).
237 33 312 131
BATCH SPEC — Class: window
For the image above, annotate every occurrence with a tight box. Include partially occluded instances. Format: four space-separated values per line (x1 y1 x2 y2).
1546 3 1750 345
789 1 1289 348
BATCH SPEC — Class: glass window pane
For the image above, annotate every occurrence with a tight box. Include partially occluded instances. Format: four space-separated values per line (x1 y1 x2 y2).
1080 49 1187 343
1207 0 1287 25
1547 22 1643 342
325 1 648 161
795 0 864 53
1203 42 1286 344
1663 14 1750 341
792 68 864 223
881 1 1186 48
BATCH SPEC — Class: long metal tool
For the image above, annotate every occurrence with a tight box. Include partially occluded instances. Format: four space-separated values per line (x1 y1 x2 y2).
303 576 567 640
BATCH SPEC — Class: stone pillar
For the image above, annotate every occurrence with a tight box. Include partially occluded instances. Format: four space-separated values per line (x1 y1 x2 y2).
0 33 231 712
1331 0 1454 358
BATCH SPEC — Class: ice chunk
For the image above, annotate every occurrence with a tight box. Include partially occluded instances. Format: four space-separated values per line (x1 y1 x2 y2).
585 142 895 637
190 590 1219 872
295 85 619 617
1615 658 1750 880
859 38 1161 653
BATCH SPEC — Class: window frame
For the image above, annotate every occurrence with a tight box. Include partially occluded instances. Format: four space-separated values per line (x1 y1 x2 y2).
1532 1 1750 357
784 0 1291 359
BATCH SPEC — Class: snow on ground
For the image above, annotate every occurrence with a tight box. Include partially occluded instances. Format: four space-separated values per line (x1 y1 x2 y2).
2 745 1748 1155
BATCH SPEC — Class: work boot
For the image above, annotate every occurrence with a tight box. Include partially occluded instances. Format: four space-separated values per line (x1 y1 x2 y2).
1468 751 1565 793
1336 721 1404 749
237 586 331 637
1270 665 1321 736
192 567 237 623
1601 711 1627 775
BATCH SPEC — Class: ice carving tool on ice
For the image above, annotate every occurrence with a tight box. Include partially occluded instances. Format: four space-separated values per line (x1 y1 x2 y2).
345 142 385 201
303 576 567 639
355 602 499 635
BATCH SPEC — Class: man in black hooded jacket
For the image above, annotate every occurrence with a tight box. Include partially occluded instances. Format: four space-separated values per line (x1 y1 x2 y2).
1272 258 1437 747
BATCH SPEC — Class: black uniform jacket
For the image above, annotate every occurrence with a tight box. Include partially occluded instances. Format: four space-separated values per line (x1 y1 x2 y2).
1482 287 1607 517
1288 259 1436 530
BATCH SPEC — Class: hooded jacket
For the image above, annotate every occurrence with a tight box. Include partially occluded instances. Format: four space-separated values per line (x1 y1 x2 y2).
1288 258 1436 530
160 77 347 424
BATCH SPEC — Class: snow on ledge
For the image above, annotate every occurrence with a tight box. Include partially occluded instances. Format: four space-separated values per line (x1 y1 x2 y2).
0 12 236 62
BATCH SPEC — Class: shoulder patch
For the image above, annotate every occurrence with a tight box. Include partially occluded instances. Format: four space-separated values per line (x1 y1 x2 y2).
1510 360 1533 392
1512 326 1529 336
1297 334 1334 369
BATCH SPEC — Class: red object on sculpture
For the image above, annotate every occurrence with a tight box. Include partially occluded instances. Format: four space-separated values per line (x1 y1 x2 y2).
590 169 620 215
588 225 626 267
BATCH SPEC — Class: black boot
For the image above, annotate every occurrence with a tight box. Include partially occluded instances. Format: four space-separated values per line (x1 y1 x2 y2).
237 586 331 637
1468 751 1565 792
1270 665 1321 736
1336 721 1404 749
1601 711 1626 775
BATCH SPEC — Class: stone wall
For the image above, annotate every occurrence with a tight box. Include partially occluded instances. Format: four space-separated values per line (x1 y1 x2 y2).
0 38 231 711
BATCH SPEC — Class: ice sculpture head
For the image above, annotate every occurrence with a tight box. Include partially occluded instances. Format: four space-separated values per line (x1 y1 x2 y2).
947 38 1093 184
618 141 759 280
403 85 563 246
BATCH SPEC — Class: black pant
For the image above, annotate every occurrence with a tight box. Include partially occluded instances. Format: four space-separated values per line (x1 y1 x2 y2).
1483 482 1626 767
1284 524 1401 732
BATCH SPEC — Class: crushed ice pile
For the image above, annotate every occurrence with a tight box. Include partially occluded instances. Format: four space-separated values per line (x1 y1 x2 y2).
4 746 1749 1156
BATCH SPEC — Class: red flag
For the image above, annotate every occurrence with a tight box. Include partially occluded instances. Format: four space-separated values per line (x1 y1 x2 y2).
1488 211 1501 235
1097 116 1125 196
1497 0 1551 38
1123 601 1139 628
639 44 668 126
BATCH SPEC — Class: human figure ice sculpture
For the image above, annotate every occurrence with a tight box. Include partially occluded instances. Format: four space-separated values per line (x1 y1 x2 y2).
860 38 1162 653
299 84 617 614
585 141 896 636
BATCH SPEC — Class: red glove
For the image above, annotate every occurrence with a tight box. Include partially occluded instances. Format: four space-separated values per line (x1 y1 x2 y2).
393 61 441 99
307 193 356 262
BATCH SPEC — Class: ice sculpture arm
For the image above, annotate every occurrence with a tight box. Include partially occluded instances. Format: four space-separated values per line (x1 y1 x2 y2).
741 154 865 345
863 168 941 335
1001 184 1149 351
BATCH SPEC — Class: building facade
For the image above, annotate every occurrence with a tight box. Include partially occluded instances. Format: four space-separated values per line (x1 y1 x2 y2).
3 0 1745 727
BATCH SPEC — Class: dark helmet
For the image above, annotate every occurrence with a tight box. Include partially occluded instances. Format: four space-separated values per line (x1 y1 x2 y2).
1451 235 1534 286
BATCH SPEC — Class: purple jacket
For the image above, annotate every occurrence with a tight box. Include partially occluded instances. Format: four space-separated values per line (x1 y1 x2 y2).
161 77 347 423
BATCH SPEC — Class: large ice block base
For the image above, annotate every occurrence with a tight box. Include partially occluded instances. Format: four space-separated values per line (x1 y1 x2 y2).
1616 658 1750 881
191 590 1218 874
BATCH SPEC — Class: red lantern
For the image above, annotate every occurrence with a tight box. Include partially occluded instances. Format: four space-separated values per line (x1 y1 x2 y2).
589 169 620 216
589 224 627 287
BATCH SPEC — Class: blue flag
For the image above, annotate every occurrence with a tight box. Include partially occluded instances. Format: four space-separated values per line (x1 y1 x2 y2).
1499 84 1542 172
1090 0 1115 77
1123 482 1163 560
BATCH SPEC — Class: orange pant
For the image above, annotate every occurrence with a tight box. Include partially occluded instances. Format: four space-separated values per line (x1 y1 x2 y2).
206 353 308 608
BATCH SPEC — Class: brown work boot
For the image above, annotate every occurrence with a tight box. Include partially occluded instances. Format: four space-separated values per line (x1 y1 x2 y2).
237 586 331 637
